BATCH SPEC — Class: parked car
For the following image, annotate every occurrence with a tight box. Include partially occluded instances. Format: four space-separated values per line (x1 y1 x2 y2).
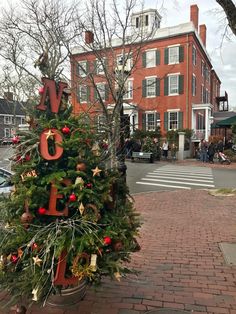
0 168 14 195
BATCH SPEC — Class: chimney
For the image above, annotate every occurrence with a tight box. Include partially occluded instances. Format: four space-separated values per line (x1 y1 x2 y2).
190 4 199 31
199 24 207 46
4 92 13 101
85 31 94 44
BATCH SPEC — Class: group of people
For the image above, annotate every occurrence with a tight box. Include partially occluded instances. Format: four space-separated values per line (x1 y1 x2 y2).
197 139 224 163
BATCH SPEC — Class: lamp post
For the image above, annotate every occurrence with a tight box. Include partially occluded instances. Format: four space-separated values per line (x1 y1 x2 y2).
115 56 129 180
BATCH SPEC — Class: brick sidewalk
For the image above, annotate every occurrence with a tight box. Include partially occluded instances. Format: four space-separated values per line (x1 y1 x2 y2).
3 190 236 314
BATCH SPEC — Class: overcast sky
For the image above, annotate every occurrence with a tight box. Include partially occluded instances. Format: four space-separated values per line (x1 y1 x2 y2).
0 0 235 109
145 0 236 109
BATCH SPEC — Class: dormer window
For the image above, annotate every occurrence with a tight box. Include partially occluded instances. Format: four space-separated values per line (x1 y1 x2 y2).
145 15 149 26
136 17 139 28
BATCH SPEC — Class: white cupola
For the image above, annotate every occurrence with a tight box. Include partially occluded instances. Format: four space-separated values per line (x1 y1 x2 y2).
131 9 162 34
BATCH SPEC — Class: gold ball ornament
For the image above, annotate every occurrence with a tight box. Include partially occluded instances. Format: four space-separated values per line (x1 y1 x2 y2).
76 162 86 172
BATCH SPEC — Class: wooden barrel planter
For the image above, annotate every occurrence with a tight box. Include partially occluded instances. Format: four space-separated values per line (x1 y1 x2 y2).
46 278 87 307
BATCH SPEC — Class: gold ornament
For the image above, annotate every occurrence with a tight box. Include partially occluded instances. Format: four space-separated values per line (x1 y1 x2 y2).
21 170 37 182
92 166 102 177
33 256 42 267
45 129 55 140
17 248 24 258
114 272 122 282
91 143 100 156
90 254 97 272
75 177 84 186
78 203 85 215
32 288 39 301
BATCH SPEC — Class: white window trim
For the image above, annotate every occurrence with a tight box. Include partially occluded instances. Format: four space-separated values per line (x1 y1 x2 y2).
123 79 133 100
79 85 87 103
167 109 180 112
145 111 156 131
78 60 87 77
168 111 179 130
96 82 106 101
192 73 196 96
145 50 156 68
168 74 179 96
146 77 156 98
192 45 197 66
96 58 105 75
168 46 180 65
4 115 14 125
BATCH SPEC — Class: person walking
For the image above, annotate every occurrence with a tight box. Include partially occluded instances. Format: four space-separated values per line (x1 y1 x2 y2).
199 139 208 162
207 141 216 163
162 140 169 160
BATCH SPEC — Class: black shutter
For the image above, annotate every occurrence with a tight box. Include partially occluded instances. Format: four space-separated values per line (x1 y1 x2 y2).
164 48 169 64
142 52 146 68
164 112 168 130
142 79 146 97
178 112 183 129
142 113 146 130
164 77 169 96
179 75 184 94
179 46 184 62
156 50 160 65
156 78 160 96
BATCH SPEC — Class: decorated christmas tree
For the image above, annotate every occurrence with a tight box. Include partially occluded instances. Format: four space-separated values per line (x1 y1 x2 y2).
0 76 140 309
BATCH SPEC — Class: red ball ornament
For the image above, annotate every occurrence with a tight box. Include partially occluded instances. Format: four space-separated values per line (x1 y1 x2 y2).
38 207 47 215
31 243 38 251
25 154 31 161
10 254 19 264
38 86 44 94
69 193 77 202
12 136 20 144
86 183 92 189
62 126 70 134
103 236 112 246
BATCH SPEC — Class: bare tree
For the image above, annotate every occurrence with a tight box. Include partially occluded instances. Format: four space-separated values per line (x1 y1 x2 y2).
216 0 236 36
72 0 159 168
0 0 82 84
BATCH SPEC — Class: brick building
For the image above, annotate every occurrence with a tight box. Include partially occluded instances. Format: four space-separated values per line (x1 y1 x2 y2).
71 4 227 146
0 92 26 144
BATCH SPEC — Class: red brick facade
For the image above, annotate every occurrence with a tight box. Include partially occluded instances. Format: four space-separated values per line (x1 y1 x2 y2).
71 4 221 140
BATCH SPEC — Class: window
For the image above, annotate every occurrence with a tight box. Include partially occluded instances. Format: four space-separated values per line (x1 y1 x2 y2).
116 54 132 71
192 45 197 65
143 50 160 68
165 46 184 64
143 112 160 131
4 128 11 137
169 75 178 95
146 50 156 68
4 116 13 125
79 85 88 103
201 85 204 103
201 61 204 76
96 83 106 101
169 112 178 130
77 61 87 77
145 15 149 26
164 74 183 96
146 77 156 97
192 74 196 96
21 117 26 124
123 79 133 100
169 46 179 64
136 17 139 28
96 59 105 75
96 115 106 133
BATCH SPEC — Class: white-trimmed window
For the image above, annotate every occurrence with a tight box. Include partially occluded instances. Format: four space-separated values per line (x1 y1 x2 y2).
4 128 11 137
96 58 105 75
96 83 106 101
201 61 204 76
169 112 178 130
116 54 132 71
146 77 156 97
146 50 156 68
77 61 87 77
21 117 26 124
4 115 13 125
192 45 197 65
143 112 160 131
97 115 106 133
169 46 179 64
169 75 178 95
79 85 88 103
192 74 196 96
123 79 133 100
201 85 204 103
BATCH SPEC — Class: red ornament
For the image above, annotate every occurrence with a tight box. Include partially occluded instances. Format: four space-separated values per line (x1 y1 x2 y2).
38 86 44 94
103 236 112 246
62 126 70 134
69 193 77 202
38 207 47 215
10 254 19 264
25 154 31 161
31 243 38 251
86 183 92 189
12 136 20 144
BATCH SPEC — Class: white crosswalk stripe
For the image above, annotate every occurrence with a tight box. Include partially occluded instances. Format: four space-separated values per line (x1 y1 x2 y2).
136 165 215 190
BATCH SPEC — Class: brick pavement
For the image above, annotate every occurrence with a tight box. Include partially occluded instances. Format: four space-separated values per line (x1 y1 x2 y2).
2 187 236 314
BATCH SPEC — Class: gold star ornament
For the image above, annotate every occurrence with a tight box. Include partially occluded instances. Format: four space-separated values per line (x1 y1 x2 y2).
92 166 102 177
45 129 55 140
33 255 42 267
